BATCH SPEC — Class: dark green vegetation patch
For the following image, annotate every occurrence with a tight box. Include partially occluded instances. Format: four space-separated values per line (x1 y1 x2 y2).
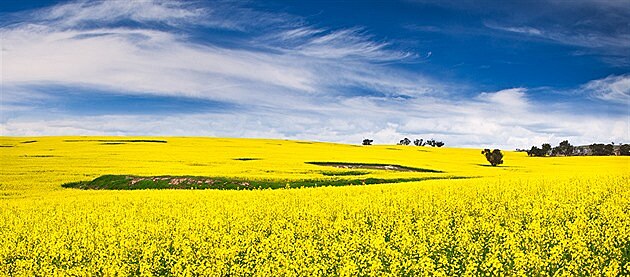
62 174 466 190
320 171 370 176
188 163 208 166
305 162 443 173
233 158 261 161
20 140 38 144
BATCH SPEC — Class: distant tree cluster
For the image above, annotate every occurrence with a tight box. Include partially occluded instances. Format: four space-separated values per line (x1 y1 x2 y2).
426 139 445 147
552 140 574 156
413 139 423 146
526 140 630 156
527 143 552 157
589 143 614 156
360 137 445 147
399 138 444 147
399 138 411 145
528 140 574 157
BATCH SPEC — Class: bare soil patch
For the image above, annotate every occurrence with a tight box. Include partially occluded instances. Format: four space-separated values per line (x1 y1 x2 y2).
305 162 443 173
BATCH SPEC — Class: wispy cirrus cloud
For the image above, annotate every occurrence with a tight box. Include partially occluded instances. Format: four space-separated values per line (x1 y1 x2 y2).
265 26 415 62
483 24 542 36
581 74 630 104
7 0 288 31
408 0 630 66
1 0 430 103
484 22 630 50
482 0 630 66
35 0 205 27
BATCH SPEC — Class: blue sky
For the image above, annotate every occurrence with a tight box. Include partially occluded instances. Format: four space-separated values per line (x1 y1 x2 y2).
1 0 628 148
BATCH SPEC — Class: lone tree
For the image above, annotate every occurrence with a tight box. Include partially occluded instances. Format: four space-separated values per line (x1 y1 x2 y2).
413 139 424 146
481 149 504 166
362 139 373 146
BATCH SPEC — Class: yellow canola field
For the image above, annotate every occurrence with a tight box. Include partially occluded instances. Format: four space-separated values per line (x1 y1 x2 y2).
1 136 629 276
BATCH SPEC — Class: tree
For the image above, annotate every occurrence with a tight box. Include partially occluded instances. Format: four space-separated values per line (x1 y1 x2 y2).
424 139 443 147
399 138 411 145
589 143 614 156
413 139 424 146
528 143 551 157
527 146 544 157
362 139 373 146
552 140 574 156
421 139 444 147
541 143 551 155
481 149 503 166
620 144 630 156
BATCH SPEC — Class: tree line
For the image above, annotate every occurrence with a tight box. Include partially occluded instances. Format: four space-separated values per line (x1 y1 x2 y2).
362 138 444 147
526 140 630 157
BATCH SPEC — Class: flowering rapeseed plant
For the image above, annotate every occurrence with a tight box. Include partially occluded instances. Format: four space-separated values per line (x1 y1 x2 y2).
0 137 628 275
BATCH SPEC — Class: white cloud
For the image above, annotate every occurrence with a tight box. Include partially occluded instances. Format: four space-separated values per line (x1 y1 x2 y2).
582 74 630 104
1 26 318 102
485 24 542 36
268 27 415 61
477 88 528 110
38 0 205 27
484 22 630 50
2 88 627 149
1 0 435 107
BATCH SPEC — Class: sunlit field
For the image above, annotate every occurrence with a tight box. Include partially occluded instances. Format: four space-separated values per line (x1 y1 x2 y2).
1 137 629 276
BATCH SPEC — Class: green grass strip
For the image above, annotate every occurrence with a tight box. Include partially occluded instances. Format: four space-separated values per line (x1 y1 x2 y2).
62 174 467 190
